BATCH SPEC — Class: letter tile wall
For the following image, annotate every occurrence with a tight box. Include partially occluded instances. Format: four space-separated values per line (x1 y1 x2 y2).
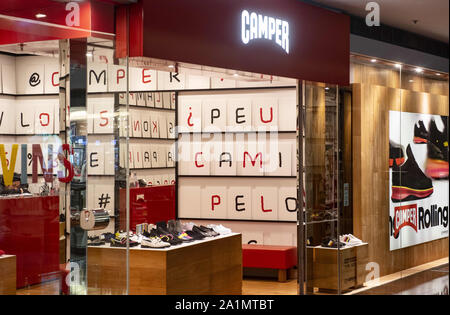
1 53 298 245
177 87 298 232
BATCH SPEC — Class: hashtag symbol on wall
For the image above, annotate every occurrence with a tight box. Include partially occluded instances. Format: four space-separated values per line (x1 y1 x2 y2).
98 193 111 208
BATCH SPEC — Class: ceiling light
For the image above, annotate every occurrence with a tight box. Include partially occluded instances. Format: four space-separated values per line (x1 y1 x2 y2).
325 87 330 90
415 67 423 73
409 80 414 83
86 52 93 57
371 59 377 63
35 13 47 19
395 64 402 69
233 73 239 77
436 73 441 76
168 65 174 69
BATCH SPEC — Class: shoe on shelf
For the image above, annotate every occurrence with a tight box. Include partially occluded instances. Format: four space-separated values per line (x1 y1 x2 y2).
185 229 205 240
414 120 428 144
208 224 231 235
141 237 171 249
155 222 183 245
391 145 434 203
339 234 363 246
87 235 105 246
425 119 449 179
199 225 220 237
321 237 346 248
389 140 405 167
192 225 212 238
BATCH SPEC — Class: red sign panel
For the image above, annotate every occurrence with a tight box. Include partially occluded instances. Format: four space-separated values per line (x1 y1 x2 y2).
0 0 115 45
126 0 350 85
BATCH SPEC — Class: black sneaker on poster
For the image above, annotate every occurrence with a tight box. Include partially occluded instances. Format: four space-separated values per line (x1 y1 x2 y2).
413 120 429 144
389 140 405 167
425 119 449 179
391 145 434 203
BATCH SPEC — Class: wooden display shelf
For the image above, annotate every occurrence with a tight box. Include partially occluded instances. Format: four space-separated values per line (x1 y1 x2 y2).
0 255 16 295
307 243 368 293
87 233 242 295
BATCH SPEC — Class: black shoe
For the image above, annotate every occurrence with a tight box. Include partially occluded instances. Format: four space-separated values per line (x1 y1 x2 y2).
185 230 205 240
389 140 405 167
392 145 434 203
321 237 345 248
425 119 449 179
413 120 428 144
199 225 220 237
88 236 105 246
192 225 213 237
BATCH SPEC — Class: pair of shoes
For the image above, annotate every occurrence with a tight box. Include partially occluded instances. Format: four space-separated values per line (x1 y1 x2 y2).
321 237 346 248
168 220 194 242
193 225 219 237
141 237 171 248
391 145 434 203
87 235 105 246
101 232 115 243
156 222 183 245
110 232 140 247
207 224 231 235
339 234 363 246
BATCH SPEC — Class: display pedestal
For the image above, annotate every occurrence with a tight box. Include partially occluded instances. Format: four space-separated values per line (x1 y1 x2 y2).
307 243 368 293
87 233 242 295
0 255 16 295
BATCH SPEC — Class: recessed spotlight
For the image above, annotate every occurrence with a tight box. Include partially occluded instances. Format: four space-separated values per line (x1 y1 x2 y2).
325 87 330 90
409 80 414 83
395 64 402 69
168 65 174 69
415 67 423 73
371 59 377 63
35 13 46 19
233 73 239 77
86 52 93 57
436 73 441 76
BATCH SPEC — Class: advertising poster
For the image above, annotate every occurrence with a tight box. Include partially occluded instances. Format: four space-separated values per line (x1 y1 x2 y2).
389 111 449 250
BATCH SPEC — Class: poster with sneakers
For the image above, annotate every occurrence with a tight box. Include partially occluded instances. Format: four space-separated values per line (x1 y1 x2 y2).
389 111 448 251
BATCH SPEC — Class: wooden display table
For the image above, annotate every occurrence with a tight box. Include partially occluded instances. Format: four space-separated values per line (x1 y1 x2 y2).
87 233 242 295
0 255 17 295
307 243 368 292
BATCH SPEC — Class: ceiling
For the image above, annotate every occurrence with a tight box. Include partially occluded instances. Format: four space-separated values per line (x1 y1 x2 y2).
309 0 449 43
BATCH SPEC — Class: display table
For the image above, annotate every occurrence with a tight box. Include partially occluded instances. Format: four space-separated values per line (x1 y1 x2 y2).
87 233 242 295
307 243 368 292
0 255 16 295
0 195 60 288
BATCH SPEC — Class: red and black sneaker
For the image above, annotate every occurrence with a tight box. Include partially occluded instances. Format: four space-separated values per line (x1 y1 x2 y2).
425 118 448 179
391 145 434 203
389 140 405 167
413 120 428 144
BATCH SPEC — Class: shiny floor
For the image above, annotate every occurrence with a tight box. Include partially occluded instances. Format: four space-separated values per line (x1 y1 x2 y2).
16 260 449 295
356 264 449 295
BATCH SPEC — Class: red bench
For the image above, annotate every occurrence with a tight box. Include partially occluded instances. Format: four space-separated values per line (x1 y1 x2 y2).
242 244 297 282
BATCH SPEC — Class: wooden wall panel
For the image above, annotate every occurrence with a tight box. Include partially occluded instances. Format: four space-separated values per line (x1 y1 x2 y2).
352 83 449 277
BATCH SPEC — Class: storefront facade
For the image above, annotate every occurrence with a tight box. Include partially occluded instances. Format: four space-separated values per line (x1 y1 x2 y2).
0 0 447 296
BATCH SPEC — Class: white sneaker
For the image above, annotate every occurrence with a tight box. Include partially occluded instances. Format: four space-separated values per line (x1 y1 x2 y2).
141 237 171 248
210 224 231 235
340 234 363 246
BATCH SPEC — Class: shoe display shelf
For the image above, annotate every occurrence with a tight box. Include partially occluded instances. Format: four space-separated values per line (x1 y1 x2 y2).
306 242 368 293
87 233 242 295
0 255 16 295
